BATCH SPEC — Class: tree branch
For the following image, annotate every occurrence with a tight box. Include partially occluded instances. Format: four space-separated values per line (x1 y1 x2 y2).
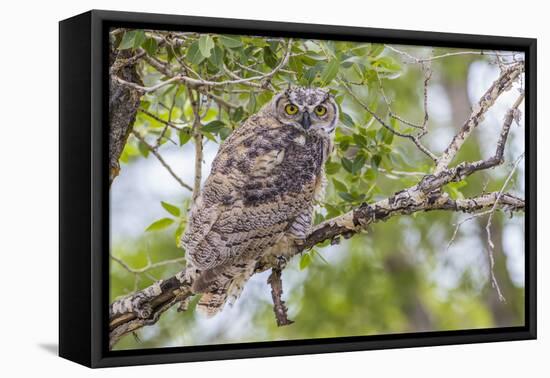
187 88 203 201
132 131 193 191
112 38 293 94
108 187 524 348
267 268 294 326
434 62 524 173
385 45 524 64
341 80 437 161
109 48 143 185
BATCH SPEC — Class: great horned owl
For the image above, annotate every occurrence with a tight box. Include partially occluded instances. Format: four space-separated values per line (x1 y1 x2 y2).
180 87 339 315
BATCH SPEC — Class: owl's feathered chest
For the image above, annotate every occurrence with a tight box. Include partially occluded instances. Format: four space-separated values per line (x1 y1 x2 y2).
229 122 330 205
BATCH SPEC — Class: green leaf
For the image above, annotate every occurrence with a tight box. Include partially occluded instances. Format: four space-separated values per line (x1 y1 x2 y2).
145 217 174 232
161 201 180 217
201 120 226 134
341 157 353 173
187 41 205 65
142 37 158 55
350 43 371 56
299 253 312 270
137 140 149 158
302 64 323 85
372 155 382 169
373 56 401 72
243 37 268 47
219 127 232 140
332 178 348 192
247 92 257 113
338 192 355 202
133 30 146 49
231 107 244 122
325 161 340 175
257 91 274 108
340 112 355 129
319 58 340 86
364 167 378 181
179 127 192 146
314 212 324 225
118 30 138 50
198 35 215 58
324 203 343 218
263 46 278 68
202 131 217 143
219 35 243 48
445 181 467 200
369 44 385 57
301 54 322 66
209 45 224 68
174 220 187 245
352 154 367 174
381 123 395 145
288 56 303 75
353 133 368 149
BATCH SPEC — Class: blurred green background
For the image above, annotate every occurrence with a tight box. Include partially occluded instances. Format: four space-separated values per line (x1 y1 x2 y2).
109 30 525 350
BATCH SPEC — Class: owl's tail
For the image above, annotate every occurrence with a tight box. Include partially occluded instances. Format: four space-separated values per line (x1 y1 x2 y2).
193 265 254 316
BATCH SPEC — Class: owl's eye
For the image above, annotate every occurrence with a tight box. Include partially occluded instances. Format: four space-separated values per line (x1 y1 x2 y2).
314 105 327 116
284 104 299 115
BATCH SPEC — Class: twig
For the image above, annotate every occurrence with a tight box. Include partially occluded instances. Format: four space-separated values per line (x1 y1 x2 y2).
375 64 431 132
111 253 187 275
154 88 179 148
138 108 187 130
187 88 203 201
446 209 493 251
341 80 437 161
385 45 524 64
485 152 525 302
131 131 193 191
267 268 294 326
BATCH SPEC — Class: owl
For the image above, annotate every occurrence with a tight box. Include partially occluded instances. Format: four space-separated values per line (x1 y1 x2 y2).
179 86 339 315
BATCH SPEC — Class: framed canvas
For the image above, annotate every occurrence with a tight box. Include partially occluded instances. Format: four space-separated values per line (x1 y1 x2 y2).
59 10 537 368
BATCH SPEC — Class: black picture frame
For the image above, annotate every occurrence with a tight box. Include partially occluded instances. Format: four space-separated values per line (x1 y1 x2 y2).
59 9 537 368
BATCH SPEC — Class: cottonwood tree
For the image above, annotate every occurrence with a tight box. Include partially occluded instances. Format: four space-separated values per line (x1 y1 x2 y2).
107 29 526 349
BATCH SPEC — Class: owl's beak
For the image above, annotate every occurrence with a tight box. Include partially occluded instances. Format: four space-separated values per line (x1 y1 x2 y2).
300 112 311 130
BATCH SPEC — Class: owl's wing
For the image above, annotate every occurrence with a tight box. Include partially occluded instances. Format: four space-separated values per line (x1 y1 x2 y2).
180 115 320 271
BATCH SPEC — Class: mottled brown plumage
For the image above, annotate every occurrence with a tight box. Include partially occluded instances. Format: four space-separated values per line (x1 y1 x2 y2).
180 87 338 315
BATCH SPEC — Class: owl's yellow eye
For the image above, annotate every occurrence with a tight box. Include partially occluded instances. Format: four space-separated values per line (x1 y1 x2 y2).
285 104 299 115
314 105 327 116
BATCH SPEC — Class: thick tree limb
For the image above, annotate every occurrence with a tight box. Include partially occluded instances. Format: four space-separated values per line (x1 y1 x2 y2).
109 188 524 348
109 48 143 184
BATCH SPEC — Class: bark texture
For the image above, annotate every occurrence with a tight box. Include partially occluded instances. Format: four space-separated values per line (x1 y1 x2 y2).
109 48 143 184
